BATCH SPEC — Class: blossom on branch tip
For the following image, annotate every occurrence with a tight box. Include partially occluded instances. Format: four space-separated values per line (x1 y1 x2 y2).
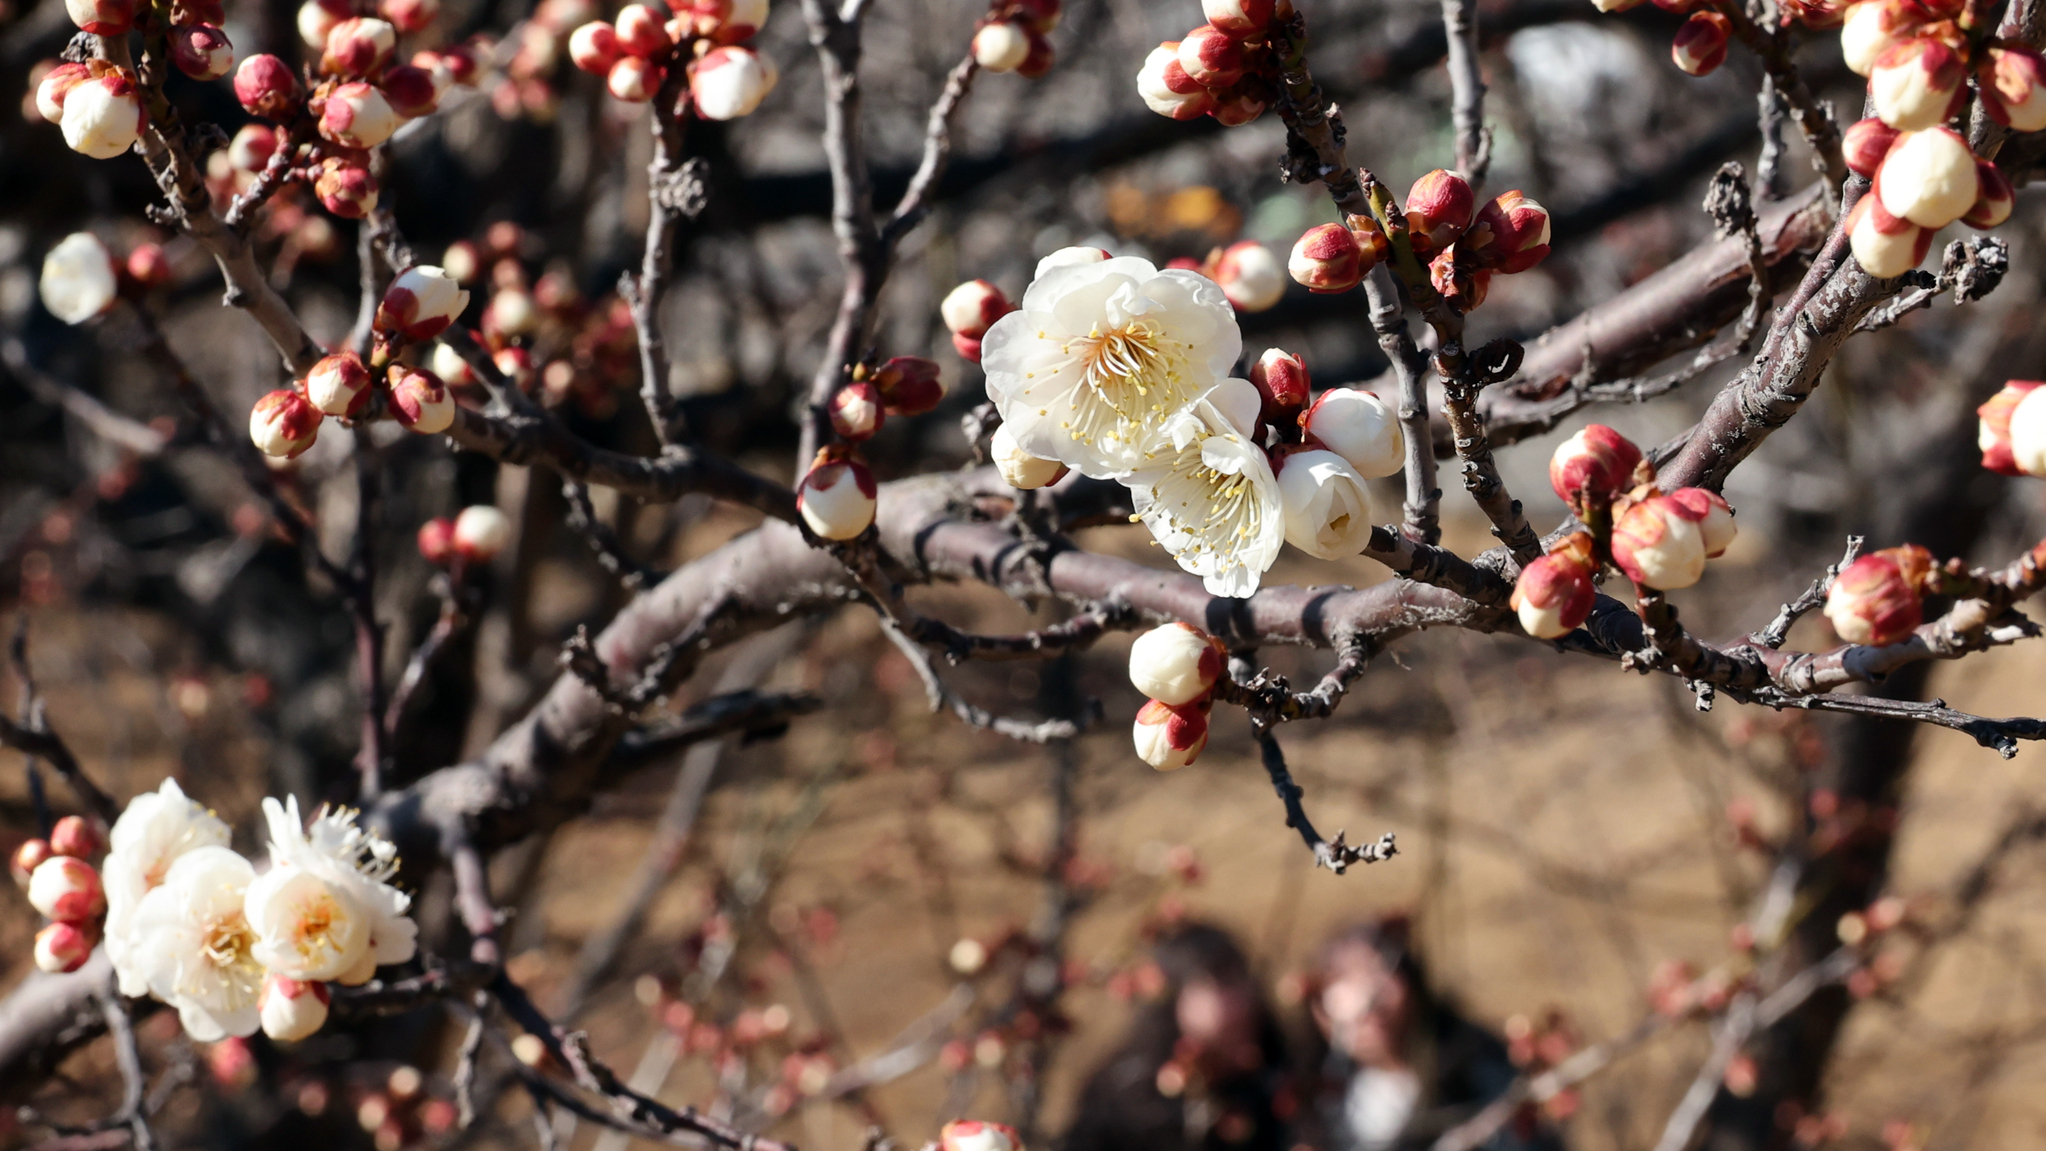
131 845 262 1040
1127 621 1224 706
1611 490 1708 590
452 505 512 562
1549 423 1644 505
569 21 623 73
1212 241 1284 312
34 921 96 974
1249 347 1309 423
973 21 1031 72
247 796 417 987
1823 547 1929 646
64 0 135 35
260 976 331 1042
1511 533 1596 639
797 448 878 540
1671 11 1730 75
2004 383 2046 476
315 157 379 219
1843 117 1900 176
1201 0 1272 37
39 232 119 325
873 356 944 415
1979 380 2046 475
387 366 455 434
250 389 323 458
1133 698 1209 769
1138 41 1216 121
1963 160 2014 229
322 16 398 76
941 1120 1025 1151
319 81 400 148
1869 36 1966 130
171 24 235 81
1301 387 1403 478
1288 223 1366 293
1406 169 1474 257
608 55 665 102
991 423 1068 489
104 779 231 997
1124 380 1283 597
1273 445 1374 560
234 54 302 119
690 46 778 119
376 265 471 342
830 381 885 441
1845 192 1931 278
306 351 374 417
1667 487 1737 557
941 279 1014 340
1979 46 2046 132
60 72 142 160
28 855 105 923
1875 126 1976 228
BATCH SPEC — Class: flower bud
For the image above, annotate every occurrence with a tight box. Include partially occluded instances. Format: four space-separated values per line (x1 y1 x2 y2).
1979 46 2046 132
1824 549 1926 646
1591 0 1649 10
305 351 373 417
1128 621 1224 706
314 157 380 219
1547 424 1642 504
1406 169 1474 256
1870 36 1966 130
493 346 535 390
260 975 332 1042
1611 493 1708 590
1845 192 1931 278
1842 116 1901 176
228 123 278 174
250 389 323 457
1137 42 1216 120
29 855 105 923
797 450 878 540
377 265 471 342
940 1121 1024 1151
990 423 1067 489
690 46 777 119
1511 534 1596 639
1016 30 1055 78
830 381 885 441
381 63 441 117
124 245 168 287
684 0 769 43
611 3 669 56
1133 698 1209 770
235 54 303 119
1875 126 1976 228
1273 446 1374 560
35 62 91 124
323 16 398 76
438 42 483 85
1671 11 1730 75
47 815 103 860
941 279 1012 338
483 287 539 339
1248 347 1310 425
319 81 400 148
569 20 623 73
1288 223 1364 293
171 23 235 81
1467 190 1551 273
65 0 135 35
1201 0 1272 37
388 366 455 433
12 839 53 888
61 72 142 160
973 21 1031 72
1301 387 1403 479
39 232 120 326
381 0 438 31
2007 383 2046 476
417 516 456 563
430 341 476 387
873 355 943 415
1177 24 1244 87
298 0 347 47
1964 159 2014 229
1212 241 1284 312
1841 0 1914 75
1667 487 1736 557
608 55 665 101
1977 379 2045 475
453 505 512 562
34 921 97 974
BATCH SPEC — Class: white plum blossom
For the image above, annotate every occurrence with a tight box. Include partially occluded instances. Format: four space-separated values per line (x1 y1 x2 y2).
245 797 417 986
981 255 1241 478
39 233 120 325
1273 448 1375 560
104 778 232 997
130 845 264 1041
1122 379 1283 597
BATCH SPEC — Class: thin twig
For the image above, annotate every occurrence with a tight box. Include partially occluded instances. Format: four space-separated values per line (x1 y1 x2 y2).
1252 724 1397 875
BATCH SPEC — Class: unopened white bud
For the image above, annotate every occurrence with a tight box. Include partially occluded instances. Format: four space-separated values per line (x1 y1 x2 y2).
1876 127 1978 228
318 81 399 148
39 232 119 325
990 423 1067 489
1301 388 1403 478
452 505 512 562
1132 699 1208 770
941 279 1011 338
973 21 1030 71
1273 447 1374 560
250 389 324 458
259 975 331 1042
690 46 777 120
1127 621 1223 706
940 1121 1024 1151
34 921 97 974
1612 495 1707 590
2009 386 2046 476
29 855 105 923
306 351 373 417
797 453 877 540
60 72 142 160
376 265 470 341
1212 241 1285 312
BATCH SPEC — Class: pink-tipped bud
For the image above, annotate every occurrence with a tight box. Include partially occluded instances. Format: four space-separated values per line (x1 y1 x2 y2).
1840 0 1917 75
689 45 777 119
1200 0 1273 37
12 839 54 888
482 287 539 339
381 63 440 117
990 423 1066 489
1612 493 1708 590
1467 190 1551 273
797 449 878 540
235 54 302 120
34 921 97 974
298 0 348 48
437 42 482 85
323 16 398 76
1549 423 1644 504
1667 487 1737 557
1824 547 1930 646
1128 621 1224 706
1176 24 1244 87
607 55 664 101
48 815 103 859
35 62 91 124
28 855 104 923
228 122 279 173
2006 384 2046 476
614 4 671 55
417 516 456 564
306 351 374 417
1875 126 1977 228
259 975 332 1042
1133 698 1209 770
1212 240 1284 311
319 81 400 148
1249 348 1310 424
1208 79 1266 125
60 72 142 160
1511 535 1596 639
830 381 885 441
1870 36 1966 130
973 21 1031 72
1015 30 1055 78
1979 45 2046 132
1289 223 1364 293
376 265 471 342
381 0 438 32
1405 169 1475 256
1964 159 2014 229
314 157 379 219
1846 191 1932 278
452 505 512 562
250 389 323 458
64 0 135 35
169 23 235 81
1977 380 2046 475
940 1121 1024 1151
569 21 623 73
1301 387 1403 478
1671 11 1730 75
1843 116 1901 176
1137 41 1216 120
124 244 170 289
940 279 1012 338
873 355 943 416
388 366 455 434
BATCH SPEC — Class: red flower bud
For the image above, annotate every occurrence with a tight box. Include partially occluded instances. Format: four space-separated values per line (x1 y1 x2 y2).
306 350 374 416
64 0 136 36
11 839 53 888
1666 487 1737 557
1823 547 1929 646
49 815 103 859
609 55 665 101
1406 169 1474 256
1977 379 2046 475
1288 223 1363 293
235 54 302 119
1207 78 1266 126
314 156 379 219
1963 158 2014 229
170 23 235 81
1845 190 1933 279
1132 697 1209 770
1200 0 1272 38
1843 117 1901 177
1249 347 1310 424
614 4 672 56
322 16 398 77
452 505 512 563
1671 10 1730 75
1612 493 1709 590
1212 240 1284 311
872 356 943 415
125 243 172 287
28 855 105 923
1979 45 2046 132
35 921 97 974
1548 423 1642 504
1176 24 1243 87
1138 41 1216 121
34 62 91 124
940 279 1012 338
797 449 878 540
1015 31 1055 79
417 516 456 564
1870 35 1967 131
249 388 323 458
569 20 623 73
318 81 400 149
1511 535 1596 639
381 63 440 117
388 365 455 434
381 0 439 32
1467 189 1551 273
830 380 885 441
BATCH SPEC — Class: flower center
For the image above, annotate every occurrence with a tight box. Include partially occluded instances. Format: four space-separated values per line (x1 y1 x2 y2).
1146 437 1262 560
203 916 255 969
1056 320 1198 450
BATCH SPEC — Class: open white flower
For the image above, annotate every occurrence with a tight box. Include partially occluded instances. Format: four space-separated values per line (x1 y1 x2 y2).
104 778 232 997
130 845 263 1041
245 797 416 985
1123 379 1283 597
981 255 1241 478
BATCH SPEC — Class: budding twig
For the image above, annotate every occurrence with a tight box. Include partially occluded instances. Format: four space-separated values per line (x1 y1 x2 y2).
1753 536 1863 649
1252 725 1396 875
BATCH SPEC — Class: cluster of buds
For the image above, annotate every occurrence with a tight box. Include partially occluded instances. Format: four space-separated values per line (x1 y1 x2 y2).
971 0 1059 77
1137 0 1281 125
939 279 1016 362
796 443 879 540
1287 170 1550 309
1842 118 2011 276
1823 544 1933 646
36 231 173 327
805 352 944 524
417 505 513 567
1128 622 1225 769
567 0 778 118
36 59 144 160
12 815 109 974
1978 379 2046 476
1167 240 1286 312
